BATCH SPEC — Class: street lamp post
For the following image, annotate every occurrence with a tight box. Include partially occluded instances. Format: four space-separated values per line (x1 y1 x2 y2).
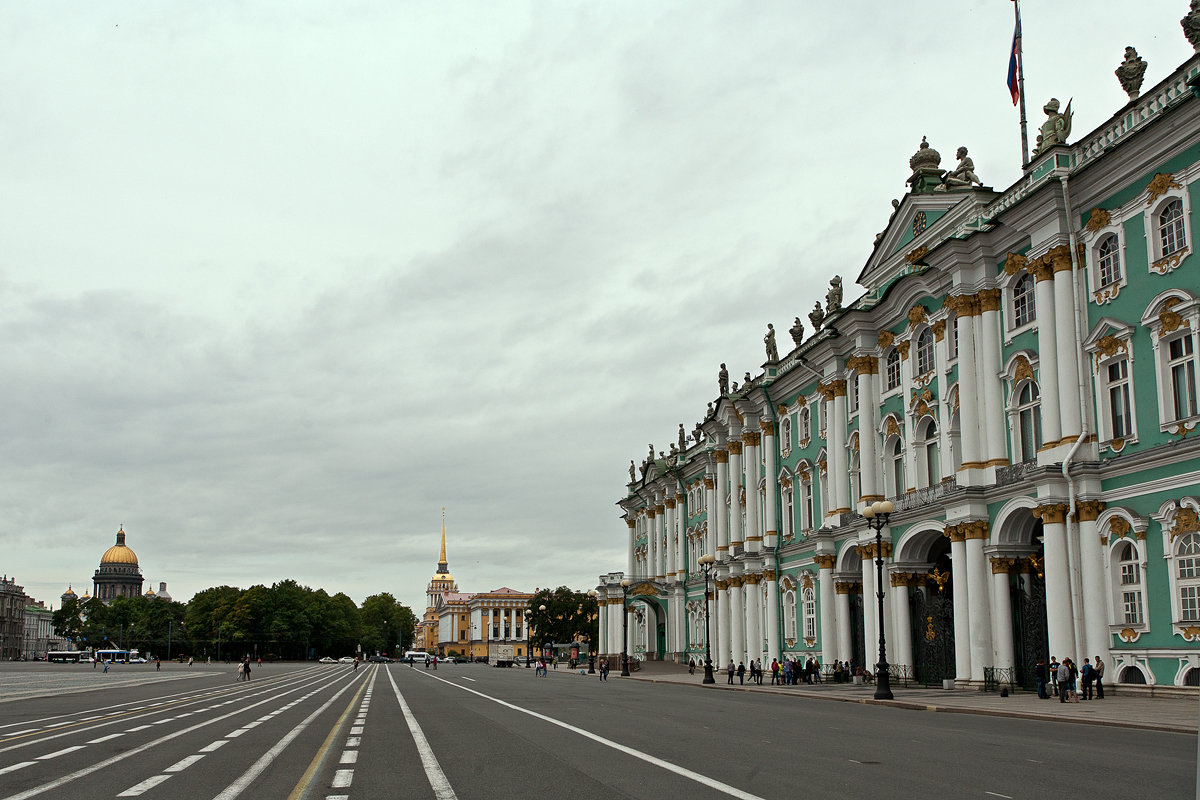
620 579 631 677
863 500 895 701
538 604 547 664
587 590 598 674
698 554 716 684
524 610 532 667
167 621 173 662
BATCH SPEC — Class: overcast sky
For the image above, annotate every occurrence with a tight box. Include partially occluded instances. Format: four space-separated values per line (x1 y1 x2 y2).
2 1 1191 615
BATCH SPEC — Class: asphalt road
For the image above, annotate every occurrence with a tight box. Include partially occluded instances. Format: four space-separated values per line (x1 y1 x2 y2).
0 661 1192 799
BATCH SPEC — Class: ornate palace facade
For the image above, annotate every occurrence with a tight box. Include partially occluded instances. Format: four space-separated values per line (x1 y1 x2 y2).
601 14 1200 689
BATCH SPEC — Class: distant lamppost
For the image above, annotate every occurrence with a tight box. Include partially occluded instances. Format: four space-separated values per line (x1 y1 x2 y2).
167 620 175 661
698 553 716 684
524 610 532 667
587 590 598 674
620 579 631 677
863 500 895 701
538 604 547 663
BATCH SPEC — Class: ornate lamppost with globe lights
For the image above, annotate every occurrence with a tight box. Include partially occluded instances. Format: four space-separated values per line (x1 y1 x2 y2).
862 500 895 700
587 590 598 674
698 553 716 684
619 579 631 677
524 610 533 668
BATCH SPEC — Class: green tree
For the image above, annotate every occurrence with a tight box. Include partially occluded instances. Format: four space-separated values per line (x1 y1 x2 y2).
360 593 417 656
528 587 599 651
52 596 85 642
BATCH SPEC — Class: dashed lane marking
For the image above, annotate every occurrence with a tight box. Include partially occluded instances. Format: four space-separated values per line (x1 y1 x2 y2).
165 755 205 772
35 746 84 760
85 734 123 744
199 740 228 753
284 670 371 800
385 667 457 800
331 770 353 788
339 750 358 764
0 763 35 776
117 775 172 797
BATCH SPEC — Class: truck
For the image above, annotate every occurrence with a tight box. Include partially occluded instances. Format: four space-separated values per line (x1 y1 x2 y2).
488 643 516 667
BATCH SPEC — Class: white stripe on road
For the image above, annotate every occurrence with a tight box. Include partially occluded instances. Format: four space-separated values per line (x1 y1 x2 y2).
339 750 358 764
36 746 84 760
385 669 457 800
125 725 152 732
86 734 123 744
199 740 229 753
117 775 171 797
165 754 205 772
0 763 35 776
458 677 476 682
331 770 353 788
416 670 769 800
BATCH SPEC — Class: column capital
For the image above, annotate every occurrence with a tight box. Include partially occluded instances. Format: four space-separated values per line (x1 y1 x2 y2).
946 294 980 317
626 518 636 528
897 341 911 360
759 419 775 435
943 523 966 543
763 569 777 582
931 319 946 341
727 441 743 455
1074 500 1106 522
990 556 1020 574
703 475 715 489
834 581 861 595
814 554 837 570
846 355 879 375
963 521 991 540
664 498 676 509
714 449 729 463
646 508 656 519
978 288 1002 312
742 431 761 447
743 573 762 586
654 504 665 514
1033 503 1070 525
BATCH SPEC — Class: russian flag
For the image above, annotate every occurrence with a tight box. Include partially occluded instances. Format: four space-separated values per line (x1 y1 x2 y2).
1007 5 1021 105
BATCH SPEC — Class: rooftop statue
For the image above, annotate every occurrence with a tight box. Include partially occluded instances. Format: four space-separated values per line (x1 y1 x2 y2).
764 323 779 362
1183 1 1200 52
874 199 901 245
906 137 944 192
629 460 636 482
743 371 752 387
648 443 655 463
693 423 704 442
718 363 729 395
706 401 714 417
936 147 983 191
670 443 678 455
825 276 843 315
789 316 805 346
809 301 825 332
1033 98 1073 156
1116 46 1148 99
678 423 686 452
731 381 739 393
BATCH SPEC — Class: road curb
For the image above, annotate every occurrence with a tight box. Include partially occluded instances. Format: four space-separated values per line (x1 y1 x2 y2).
624 675 1196 735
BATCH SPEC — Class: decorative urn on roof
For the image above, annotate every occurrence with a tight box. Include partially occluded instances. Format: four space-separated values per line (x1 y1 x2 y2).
906 137 944 193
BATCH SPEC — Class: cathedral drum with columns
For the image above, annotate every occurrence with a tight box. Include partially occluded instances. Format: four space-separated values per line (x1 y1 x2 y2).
601 14 1200 690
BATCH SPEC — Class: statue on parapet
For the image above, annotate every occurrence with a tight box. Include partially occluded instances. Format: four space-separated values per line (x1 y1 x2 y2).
647 443 655 464
629 460 636 482
693 423 704 443
936 147 982 191
1033 98 1073 155
1116 47 1148 100
706 401 714 417
718 363 729 395
789 316 805 346
678 423 686 452
764 324 779 362
1183 1 1200 52
809 301 825 332
743 372 752 388
825 276 843 315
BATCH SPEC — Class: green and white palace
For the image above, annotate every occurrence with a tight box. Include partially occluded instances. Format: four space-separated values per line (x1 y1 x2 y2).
600 11 1200 690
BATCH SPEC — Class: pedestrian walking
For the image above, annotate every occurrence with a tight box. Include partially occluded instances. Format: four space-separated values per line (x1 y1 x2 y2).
737 662 745 684
1049 656 1060 697
236 661 244 682
599 658 609 681
726 660 735 684
1035 659 1049 699
770 658 779 685
1057 658 1070 703
1080 658 1094 700
688 657 696 675
242 657 252 681
156 658 161 671
1093 656 1105 699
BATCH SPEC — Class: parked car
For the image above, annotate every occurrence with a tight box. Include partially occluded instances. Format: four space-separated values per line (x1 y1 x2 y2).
318 656 337 664
339 656 355 664
129 657 148 663
440 657 456 664
368 655 392 663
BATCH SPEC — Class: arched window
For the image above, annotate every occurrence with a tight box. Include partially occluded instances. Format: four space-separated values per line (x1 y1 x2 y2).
801 472 815 531
885 436 904 497
1177 533 1200 621
1013 273 1036 328
783 588 797 640
885 349 901 390
798 407 811 444
1168 333 1198 422
1113 539 1144 626
802 586 817 640
918 417 939 487
1159 198 1187 257
916 328 935 376
1014 381 1042 460
783 484 795 539
781 417 792 451
1097 233 1122 287
849 447 861 505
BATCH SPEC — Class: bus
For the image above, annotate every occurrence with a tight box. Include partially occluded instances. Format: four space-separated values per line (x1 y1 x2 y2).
95 649 136 664
46 650 88 663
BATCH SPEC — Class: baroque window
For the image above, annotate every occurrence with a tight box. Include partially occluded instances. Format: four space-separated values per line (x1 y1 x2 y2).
1178 533 1200 622
1159 198 1187 258
885 349 901 391
1097 233 1122 287
1012 380 1042 461
1013 273 1036 328
916 328 935 376
802 586 817 640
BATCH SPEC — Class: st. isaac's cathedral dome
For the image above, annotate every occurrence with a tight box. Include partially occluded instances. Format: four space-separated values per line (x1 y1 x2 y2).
92 527 144 602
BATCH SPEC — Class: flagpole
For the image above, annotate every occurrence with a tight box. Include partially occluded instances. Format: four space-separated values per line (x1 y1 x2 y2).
1015 0 1030 169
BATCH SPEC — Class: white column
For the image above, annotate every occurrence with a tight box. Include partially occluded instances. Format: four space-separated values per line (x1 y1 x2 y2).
665 498 677 584
704 474 717 556
835 582 853 664
729 573 745 666
626 607 636 657
765 568 780 661
674 491 686 579
609 602 621 653
890 573 913 670
859 544 877 664
989 559 1015 672
1052 255 1082 441
762 421 778 549
1077 503 1112 666
598 602 608 655
953 297 981 472
745 575 762 665
715 451 730 560
948 527 972 681
1033 265 1063 446
856 363 879 503
978 291 1008 465
626 518 636 578
744 431 762 554
655 501 666 580
1038 505 1073 661
729 441 744 550
717 574 731 667
965 526 993 681
817 556 837 667
647 510 658 581
831 384 850 514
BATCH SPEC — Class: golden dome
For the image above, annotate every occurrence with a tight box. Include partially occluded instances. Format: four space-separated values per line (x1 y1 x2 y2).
62 585 76 597
101 527 139 565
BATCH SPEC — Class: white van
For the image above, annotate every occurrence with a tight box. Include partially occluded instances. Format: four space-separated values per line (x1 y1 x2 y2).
402 651 431 662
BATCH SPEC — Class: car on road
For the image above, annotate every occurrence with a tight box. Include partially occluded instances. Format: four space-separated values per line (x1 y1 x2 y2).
339 656 355 664
318 657 337 664
129 657 148 663
439 657 456 664
368 655 392 663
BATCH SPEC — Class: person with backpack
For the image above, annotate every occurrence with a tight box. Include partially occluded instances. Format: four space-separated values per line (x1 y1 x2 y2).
1080 658 1094 700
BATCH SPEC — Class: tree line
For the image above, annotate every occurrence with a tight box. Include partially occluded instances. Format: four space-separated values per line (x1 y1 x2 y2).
52 579 417 661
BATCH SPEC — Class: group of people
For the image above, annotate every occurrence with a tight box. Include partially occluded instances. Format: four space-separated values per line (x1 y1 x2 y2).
235 657 252 681
1035 656 1105 702
717 656 834 686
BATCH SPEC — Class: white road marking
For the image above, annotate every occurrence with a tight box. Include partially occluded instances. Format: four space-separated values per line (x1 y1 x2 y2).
117 775 172 796
331 769 354 788
458 676 476 682
199 740 229 753
385 669 457 800
0 763 35 776
4 730 38 737
126 725 152 732
349 726 363 734
418 670 769 800
985 794 1013 799
36 746 85 760
345 736 360 747
165 754 205 772
86 734 123 744
339 750 358 764
326 795 349 799
152 718 174 725
227 729 248 738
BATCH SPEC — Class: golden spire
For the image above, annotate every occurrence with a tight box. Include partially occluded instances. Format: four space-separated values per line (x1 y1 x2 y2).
437 507 449 572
